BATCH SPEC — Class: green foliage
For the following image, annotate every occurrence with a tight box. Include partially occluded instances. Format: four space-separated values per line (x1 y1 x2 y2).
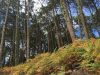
0 39 100 75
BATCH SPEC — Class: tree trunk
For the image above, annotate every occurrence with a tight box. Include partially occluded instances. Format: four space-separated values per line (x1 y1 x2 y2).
91 0 100 25
15 0 20 65
47 31 52 52
60 0 76 42
25 0 30 59
76 0 89 39
52 9 63 48
10 26 15 66
0 0 10 65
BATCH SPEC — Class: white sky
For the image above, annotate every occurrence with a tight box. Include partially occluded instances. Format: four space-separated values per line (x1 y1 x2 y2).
33 0 47 12
20 0 42 13
33 0 42 12
34 0 42 9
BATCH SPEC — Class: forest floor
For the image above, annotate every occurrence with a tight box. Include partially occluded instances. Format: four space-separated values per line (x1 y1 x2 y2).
0 38 100 75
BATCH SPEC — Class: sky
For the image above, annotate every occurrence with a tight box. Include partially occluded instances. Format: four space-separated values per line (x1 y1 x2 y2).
20 0 42 13
33 0 42 11
33 0 48 13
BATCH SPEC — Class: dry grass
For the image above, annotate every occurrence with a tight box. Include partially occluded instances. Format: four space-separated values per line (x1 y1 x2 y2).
0 38 100 75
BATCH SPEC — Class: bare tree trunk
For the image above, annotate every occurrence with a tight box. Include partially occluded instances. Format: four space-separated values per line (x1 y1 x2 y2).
15 0 20 65
91 0 100 37
25 0 30 59
76 0 89 39
9 26 15 66
52 9 63 48
60 0 76 42
47 31 52 52
87 5 96 38
77 16 83 39
0 0 10 64
91 0 100 24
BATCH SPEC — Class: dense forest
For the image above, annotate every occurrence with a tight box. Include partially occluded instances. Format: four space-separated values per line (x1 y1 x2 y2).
0 0 100 75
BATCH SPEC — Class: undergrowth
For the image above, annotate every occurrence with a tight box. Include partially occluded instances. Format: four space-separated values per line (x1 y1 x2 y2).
0 38 100 75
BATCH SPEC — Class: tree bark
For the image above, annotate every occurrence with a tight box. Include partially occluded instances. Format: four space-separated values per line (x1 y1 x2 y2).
25 0 30 59
60 0 76 42
76 0 89 39
0 0 10 65
52 9 63 48
15 0 20 65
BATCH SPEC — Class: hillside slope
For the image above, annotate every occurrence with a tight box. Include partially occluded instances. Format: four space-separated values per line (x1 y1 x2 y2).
0 38 100 75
